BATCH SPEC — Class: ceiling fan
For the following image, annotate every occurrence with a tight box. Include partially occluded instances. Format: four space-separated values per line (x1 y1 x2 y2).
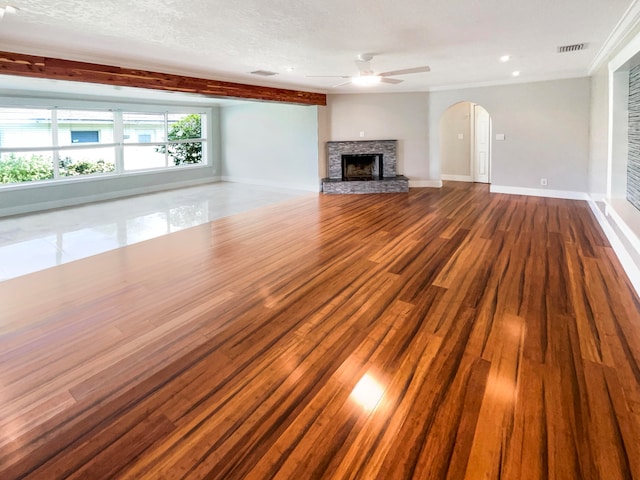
308 54 430 87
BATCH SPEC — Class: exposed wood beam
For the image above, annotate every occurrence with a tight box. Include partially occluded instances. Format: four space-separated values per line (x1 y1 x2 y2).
0 51 327 106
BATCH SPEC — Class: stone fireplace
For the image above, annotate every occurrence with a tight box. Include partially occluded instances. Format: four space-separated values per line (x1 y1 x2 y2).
322 140 409 194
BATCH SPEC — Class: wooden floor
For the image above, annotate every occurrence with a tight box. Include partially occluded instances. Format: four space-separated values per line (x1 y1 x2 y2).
2 182 640 479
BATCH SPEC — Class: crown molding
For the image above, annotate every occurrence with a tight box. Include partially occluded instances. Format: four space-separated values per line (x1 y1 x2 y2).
426 72 588 92
590 0 640 73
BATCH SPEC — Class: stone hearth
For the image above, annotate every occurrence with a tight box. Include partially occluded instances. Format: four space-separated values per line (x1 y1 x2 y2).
322 140 409 194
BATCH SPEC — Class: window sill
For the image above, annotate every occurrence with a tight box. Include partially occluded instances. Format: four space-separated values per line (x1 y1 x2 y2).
0 163 214 192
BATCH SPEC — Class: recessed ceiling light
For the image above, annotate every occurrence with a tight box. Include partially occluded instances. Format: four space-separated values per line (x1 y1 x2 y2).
500 55 511 63
512 71 520 77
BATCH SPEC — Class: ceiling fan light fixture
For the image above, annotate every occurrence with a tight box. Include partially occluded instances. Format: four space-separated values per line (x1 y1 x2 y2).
352 75 381 87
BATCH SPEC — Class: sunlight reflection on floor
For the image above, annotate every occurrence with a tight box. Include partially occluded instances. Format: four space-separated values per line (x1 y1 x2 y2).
0 182 312 281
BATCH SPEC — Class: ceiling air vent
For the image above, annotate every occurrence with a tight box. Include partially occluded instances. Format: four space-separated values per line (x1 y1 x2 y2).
557 43 587 53
250 70 278 76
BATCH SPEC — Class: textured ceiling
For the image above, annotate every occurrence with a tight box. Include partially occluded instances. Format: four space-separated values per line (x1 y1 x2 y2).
0 0 635 95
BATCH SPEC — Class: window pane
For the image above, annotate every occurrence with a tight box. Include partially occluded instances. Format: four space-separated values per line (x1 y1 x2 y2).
0 108 53 148
167 113 202 140
0 105 209 187
71 130 99 143
57 110 114 146
0 151 54 184
58 148 116 177
124 145 167 170
123 112 165 143
167 142 203 166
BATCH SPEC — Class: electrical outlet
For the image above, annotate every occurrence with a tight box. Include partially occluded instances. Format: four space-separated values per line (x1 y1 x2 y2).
359 131 365 138
540 178 548 186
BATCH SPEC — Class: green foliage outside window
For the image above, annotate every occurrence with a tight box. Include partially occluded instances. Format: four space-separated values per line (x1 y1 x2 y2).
156 114 203 165
0 154 53 183
0 153 115 184
59 157 115 176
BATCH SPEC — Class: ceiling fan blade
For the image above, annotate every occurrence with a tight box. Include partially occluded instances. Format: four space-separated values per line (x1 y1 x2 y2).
332 80 354 88
379 66 431 77
381 77 403 84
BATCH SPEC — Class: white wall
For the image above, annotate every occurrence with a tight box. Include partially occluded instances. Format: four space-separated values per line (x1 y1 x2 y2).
428 78 591 193
325 81 590 193
0 166 219 217
589 66 610 199
317 105 329 179
220 102 320 191
326 93 432 185
440 102 472 178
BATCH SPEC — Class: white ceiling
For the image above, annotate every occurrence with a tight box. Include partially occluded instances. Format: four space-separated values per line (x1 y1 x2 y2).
0 0 636 96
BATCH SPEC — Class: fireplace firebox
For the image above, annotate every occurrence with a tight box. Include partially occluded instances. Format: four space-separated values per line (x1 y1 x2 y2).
342 154 383 181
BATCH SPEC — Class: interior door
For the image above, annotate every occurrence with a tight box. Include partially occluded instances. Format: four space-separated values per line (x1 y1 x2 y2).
474 105 491 183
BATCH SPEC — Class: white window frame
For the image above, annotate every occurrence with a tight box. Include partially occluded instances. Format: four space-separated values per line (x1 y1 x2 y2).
0 97 212 188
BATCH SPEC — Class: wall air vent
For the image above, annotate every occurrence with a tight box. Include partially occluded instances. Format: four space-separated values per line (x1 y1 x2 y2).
557 43 587 53
250 70 278 76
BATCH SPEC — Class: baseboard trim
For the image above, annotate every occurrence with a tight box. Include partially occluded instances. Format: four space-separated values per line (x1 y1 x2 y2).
588 199 640 296
222 176 443 191
441 174 473 182
221 176 320 192
409 180 443 188
602 199 640 256
490 185 589 200
0 177 220 218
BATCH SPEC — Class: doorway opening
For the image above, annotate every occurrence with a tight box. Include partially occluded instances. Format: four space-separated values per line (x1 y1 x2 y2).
439 102 492 184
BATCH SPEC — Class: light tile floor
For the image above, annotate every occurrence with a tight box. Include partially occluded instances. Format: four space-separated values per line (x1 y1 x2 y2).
0 182 314 281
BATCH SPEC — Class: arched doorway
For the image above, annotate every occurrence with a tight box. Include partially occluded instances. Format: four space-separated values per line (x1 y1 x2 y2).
439 102 492 183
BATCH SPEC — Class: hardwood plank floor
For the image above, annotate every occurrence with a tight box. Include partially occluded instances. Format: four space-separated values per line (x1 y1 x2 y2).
1 182 640 479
